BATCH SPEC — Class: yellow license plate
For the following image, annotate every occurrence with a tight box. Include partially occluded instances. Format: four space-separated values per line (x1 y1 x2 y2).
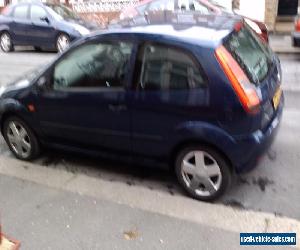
273 87 282 110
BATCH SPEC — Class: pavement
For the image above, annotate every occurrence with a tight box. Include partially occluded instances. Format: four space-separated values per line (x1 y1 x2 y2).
0 157 299 250
270 34 300 54
1 44 300 249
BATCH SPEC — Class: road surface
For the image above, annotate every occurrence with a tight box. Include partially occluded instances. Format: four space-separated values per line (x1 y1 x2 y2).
0 49 300 221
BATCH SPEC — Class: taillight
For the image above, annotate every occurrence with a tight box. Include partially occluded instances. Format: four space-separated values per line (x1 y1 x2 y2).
215 45 260 114
295 18 300 31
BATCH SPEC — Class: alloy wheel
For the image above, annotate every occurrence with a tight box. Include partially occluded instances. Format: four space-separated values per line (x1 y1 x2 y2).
56 34 70 53
0 33 12 52
6 121 32 159
180 150 222 197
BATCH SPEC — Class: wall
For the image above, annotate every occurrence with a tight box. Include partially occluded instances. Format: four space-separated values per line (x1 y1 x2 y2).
265 0 279 30
239 0 265 22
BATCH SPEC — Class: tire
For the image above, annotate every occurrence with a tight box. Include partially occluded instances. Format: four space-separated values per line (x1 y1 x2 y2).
0 32 14 52
175 145 232 201
56 33 70 53
3 116 40 161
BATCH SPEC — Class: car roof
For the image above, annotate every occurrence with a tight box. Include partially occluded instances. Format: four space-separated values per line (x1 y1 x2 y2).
106 11 242 48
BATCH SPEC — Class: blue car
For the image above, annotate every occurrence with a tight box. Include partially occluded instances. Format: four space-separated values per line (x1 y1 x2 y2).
0 13 283 201
0 2 98 52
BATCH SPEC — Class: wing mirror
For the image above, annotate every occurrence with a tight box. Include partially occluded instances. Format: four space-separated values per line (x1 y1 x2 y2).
40 16 50 24
36 76 49 92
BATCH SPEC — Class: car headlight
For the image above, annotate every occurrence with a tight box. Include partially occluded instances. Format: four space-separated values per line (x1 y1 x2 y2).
0 86 6 97
74 24 90 36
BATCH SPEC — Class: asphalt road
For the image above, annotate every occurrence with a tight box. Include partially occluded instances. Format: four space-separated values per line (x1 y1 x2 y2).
0 49 300 220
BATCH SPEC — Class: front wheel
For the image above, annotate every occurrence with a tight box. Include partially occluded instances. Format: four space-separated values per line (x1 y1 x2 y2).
0 32 14 52
56 34 70 53
175 145 232 201
3 116 40 161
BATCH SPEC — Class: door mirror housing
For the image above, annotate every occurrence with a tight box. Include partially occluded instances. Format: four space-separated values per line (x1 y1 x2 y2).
40 16 50 24
36 76 50 92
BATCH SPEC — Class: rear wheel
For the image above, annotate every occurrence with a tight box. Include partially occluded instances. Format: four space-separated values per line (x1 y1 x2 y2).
3 116 40 160
0 32 14 52
56 33 70 53
175 145 231 201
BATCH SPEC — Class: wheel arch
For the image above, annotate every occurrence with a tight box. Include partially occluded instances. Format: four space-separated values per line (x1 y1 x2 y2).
0 26 11 35
0 100 36 136
169 139 235 174
1 111 25 135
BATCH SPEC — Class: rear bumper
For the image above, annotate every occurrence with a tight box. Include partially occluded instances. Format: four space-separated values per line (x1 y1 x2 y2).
292 31 300 47
233 95 284 173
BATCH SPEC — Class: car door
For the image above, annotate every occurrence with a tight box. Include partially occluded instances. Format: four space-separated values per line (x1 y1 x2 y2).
29 4 55 47
10 4 31 44
130 42 210 159
35 38 135 152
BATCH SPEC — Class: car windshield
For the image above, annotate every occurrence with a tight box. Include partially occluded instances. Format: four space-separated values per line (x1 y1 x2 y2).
46 4 79 20
224 25 273 84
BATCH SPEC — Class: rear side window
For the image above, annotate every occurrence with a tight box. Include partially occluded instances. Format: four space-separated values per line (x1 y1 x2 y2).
224 26 273 84
147 0 175 12
178 0 210 13
136 4 148 14
138 44 206 90
13 5 29 19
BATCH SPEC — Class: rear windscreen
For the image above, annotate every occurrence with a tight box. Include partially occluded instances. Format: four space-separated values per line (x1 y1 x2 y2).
224 25 273 85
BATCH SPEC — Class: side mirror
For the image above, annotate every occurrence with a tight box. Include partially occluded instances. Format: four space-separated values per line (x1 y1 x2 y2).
40 16 50 24
36 76 48 92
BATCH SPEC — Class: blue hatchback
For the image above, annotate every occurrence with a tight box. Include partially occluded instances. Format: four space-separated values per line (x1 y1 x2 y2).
0 14 284 201
0 2 98 52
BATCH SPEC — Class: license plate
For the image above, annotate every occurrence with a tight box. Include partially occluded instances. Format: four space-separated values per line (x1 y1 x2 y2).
273 87 282 110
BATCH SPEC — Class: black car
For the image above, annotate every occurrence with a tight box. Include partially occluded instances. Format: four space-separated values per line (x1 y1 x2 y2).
0 2 98 52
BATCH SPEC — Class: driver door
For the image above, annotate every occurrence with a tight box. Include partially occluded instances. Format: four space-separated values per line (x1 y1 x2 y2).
28 4 55 47
36 39 134 153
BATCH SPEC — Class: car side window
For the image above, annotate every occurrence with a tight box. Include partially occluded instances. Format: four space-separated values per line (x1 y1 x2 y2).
13 5 29 19
136 4 148 14
53 41 133 90
31 6 48 21
177 0 210 12
138 44 206 90
147 0 174 12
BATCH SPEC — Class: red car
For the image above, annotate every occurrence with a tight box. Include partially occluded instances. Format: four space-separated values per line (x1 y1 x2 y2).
119 0 269 43
292 16 300 47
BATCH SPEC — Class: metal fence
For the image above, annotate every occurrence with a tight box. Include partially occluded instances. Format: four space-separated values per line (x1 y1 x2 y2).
71 0 138 13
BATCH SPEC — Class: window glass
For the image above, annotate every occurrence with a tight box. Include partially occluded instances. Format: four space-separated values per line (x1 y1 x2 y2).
46 4 79 20
54 42 133 90
136 4 148 14
31 6 47 21
139 44 205 90
224 26 273 84
13 5 28 19
177 0 210 12
148 0 174 12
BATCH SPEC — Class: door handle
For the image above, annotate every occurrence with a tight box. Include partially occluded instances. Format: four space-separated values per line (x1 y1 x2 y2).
108 104 127 112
